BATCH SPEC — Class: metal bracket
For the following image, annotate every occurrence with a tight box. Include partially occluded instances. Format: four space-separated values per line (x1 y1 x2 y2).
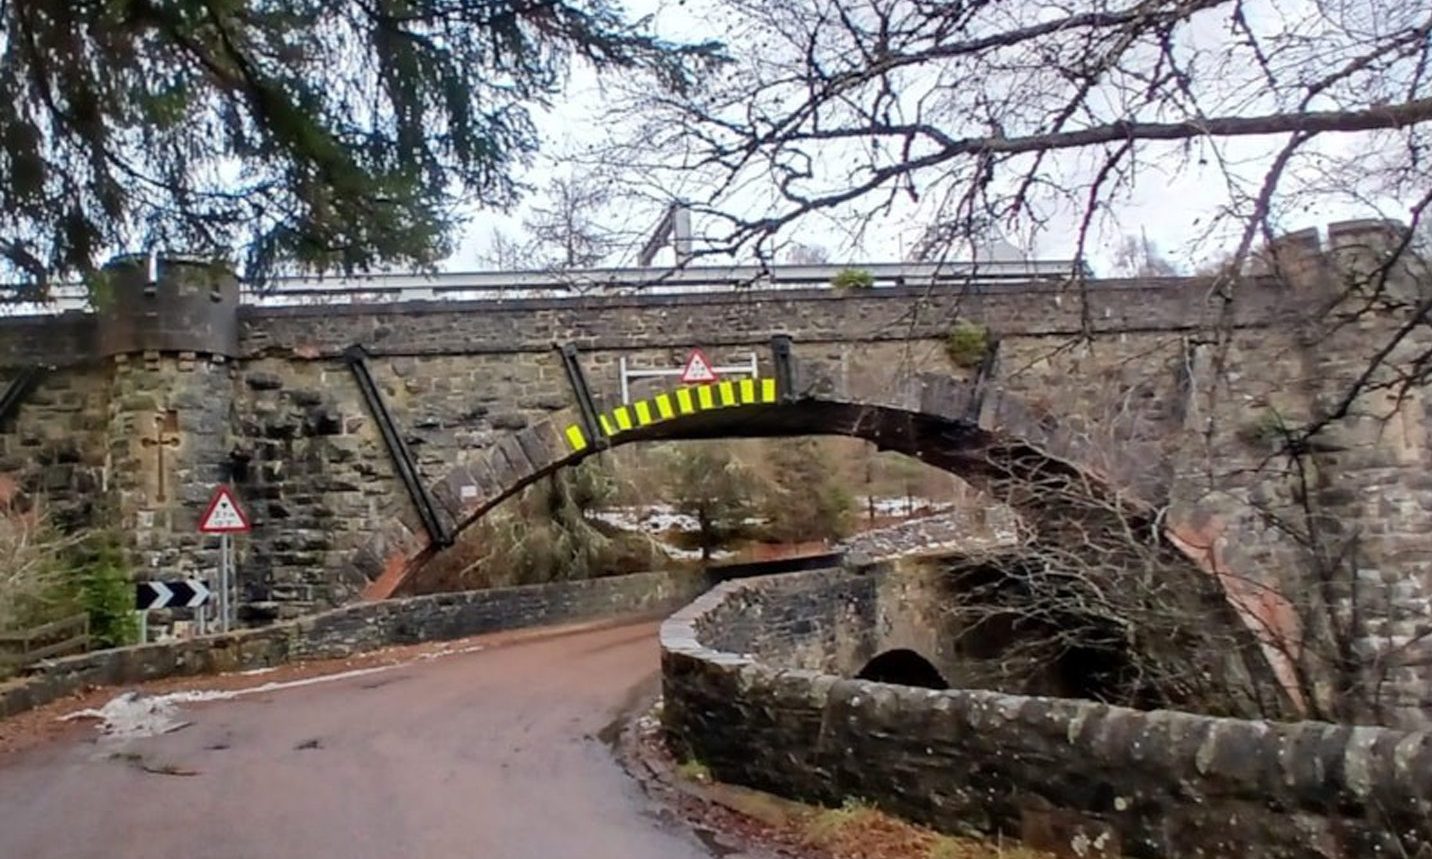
0 366 44 429
344 345 452 548
770 335 796 403
556 343 609 450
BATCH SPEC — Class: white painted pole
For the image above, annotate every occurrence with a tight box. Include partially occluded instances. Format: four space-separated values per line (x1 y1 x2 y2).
219 535 231 633
619 356 630 405
228 535 236 630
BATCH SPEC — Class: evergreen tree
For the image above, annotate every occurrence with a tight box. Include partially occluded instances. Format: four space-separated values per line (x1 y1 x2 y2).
497 457 616 584
666 443 760 561
762 438 852 542
0 1 717 285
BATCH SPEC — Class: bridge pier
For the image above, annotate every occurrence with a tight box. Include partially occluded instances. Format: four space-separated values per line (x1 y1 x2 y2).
96 256 242 633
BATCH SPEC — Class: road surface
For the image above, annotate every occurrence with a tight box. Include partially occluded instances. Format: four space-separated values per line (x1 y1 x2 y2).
0 620 728 859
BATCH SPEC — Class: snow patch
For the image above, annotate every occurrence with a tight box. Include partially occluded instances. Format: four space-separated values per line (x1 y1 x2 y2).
63 643 488 740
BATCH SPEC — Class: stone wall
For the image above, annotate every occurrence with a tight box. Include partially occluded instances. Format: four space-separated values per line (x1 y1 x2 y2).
662 570 1432 858
682 564 965 685
234 278 1289 359
686 567 878 675
231 356 405 616
0 364 109 530
0 568 704 720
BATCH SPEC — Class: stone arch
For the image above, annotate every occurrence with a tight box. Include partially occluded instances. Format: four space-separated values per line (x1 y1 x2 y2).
348 371 1164 599
855 648 949 690
344 367 1300 711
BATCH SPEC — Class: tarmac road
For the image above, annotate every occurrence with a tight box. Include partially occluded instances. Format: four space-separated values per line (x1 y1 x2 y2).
0 620 728 859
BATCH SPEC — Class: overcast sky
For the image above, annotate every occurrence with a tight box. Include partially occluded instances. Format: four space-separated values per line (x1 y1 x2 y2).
443 0 1407 276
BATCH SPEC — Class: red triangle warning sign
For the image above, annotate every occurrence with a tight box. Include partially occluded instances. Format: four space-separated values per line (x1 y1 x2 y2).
199 485 251 533
680 348 719 384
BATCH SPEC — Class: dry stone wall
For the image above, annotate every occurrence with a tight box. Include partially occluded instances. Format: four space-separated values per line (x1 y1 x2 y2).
663 569 1432 858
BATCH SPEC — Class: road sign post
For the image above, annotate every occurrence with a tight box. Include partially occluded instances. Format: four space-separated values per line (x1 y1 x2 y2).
199 485 250 633
135 579 213 611
135 579 213 640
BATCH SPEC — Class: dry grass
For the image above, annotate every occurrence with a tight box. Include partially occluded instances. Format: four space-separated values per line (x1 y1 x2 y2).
799 798 1051 859
683 775 1055 859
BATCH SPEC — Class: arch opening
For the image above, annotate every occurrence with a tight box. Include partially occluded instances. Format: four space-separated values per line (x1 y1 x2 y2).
415 434 969 594
450 397 1118 547
942 558 1167 707
856 649 949 690
351 379 1288 717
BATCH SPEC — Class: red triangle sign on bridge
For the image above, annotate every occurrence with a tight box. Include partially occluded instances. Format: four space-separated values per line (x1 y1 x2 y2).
680 348 719 384
199 485 251 533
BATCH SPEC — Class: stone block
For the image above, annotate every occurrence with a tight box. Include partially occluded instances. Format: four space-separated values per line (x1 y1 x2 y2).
515 421 565 473
245 372 284 390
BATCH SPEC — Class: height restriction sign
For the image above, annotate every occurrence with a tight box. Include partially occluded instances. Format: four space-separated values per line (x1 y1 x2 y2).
679 348 719 384
198 485 250 533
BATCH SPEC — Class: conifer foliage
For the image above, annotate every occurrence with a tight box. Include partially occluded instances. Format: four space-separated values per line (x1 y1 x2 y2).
0 0 715 285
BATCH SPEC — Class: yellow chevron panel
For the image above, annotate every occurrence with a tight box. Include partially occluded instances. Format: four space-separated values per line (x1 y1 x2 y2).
599 414 615 436
634 400 653 426
761 378 777 403
564 425 588 452
698 385 715 410
718 381 737 407
676 388 695 414
614 407 633 431
655 394 675 420
740 378 756 404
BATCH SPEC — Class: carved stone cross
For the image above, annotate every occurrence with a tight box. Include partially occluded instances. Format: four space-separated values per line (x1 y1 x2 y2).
140 410 180 502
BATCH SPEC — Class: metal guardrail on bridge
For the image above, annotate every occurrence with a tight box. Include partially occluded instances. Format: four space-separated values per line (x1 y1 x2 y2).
0 259 1080 317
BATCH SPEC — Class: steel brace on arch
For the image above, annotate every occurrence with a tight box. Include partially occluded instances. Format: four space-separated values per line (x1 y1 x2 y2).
344 345 453 548
555 343 610 453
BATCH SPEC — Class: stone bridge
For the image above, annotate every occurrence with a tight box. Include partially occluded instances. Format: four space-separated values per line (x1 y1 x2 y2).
1 219 1429 721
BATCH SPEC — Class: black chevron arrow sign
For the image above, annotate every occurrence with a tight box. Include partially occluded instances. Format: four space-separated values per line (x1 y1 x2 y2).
136 580 212 611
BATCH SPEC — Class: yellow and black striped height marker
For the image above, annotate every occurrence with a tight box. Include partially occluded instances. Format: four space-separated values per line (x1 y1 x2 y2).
562 378 780 453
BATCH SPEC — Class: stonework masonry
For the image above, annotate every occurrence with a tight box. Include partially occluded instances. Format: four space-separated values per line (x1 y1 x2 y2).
661 567 1432 858
1 222 1430 723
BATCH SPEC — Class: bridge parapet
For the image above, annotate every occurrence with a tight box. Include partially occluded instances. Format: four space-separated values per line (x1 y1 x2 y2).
662 567 1432 858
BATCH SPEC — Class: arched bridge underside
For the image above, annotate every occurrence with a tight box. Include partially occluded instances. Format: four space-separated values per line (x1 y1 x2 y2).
349 370 1166 598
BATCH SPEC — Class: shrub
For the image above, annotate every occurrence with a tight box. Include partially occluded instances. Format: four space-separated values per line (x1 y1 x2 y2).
830 267 874 290
0 500 137 653
72 533 139 648
676 758 712 782
761 439 853 542
0 502 74 633
944 321 990 369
